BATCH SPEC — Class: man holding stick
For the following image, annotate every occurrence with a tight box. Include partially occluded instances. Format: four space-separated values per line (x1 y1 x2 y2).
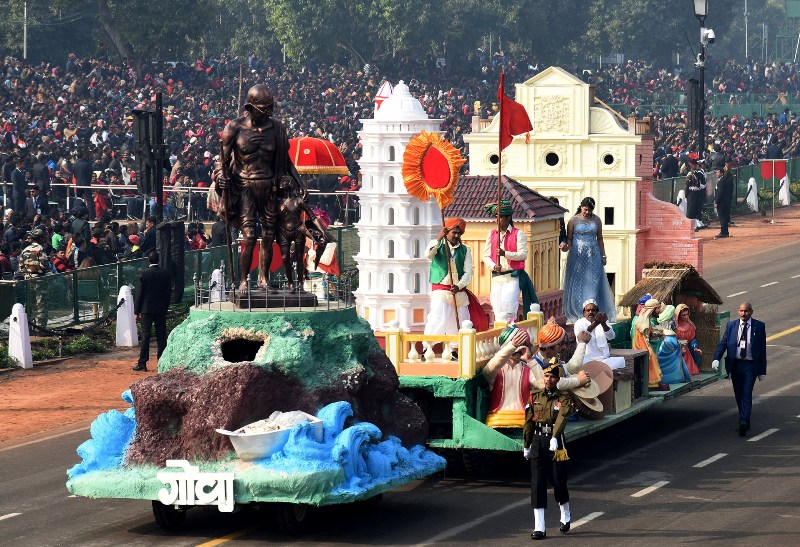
423 218 477 355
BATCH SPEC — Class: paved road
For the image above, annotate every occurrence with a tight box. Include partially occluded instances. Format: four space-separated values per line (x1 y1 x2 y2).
2 241 799 545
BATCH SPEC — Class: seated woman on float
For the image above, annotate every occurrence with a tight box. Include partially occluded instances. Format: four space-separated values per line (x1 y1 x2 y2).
655 305 690 385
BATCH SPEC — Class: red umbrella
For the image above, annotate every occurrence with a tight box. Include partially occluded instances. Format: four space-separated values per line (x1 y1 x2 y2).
288 136 349 175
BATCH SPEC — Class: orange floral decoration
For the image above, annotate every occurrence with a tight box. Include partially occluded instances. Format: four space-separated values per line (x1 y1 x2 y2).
402 130 465 209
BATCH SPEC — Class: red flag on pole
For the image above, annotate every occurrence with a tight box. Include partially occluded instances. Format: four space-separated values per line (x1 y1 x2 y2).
497 72 533 151
775 159 787 179
760 161 774 180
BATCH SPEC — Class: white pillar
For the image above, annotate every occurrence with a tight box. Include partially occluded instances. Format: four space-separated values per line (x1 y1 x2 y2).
9 303 32 369
116 285 139 347
747 178 759 212
779 175 791 206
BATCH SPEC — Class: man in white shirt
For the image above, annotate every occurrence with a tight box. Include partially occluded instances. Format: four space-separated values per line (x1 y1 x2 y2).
482 199 535 323
573 299 626 370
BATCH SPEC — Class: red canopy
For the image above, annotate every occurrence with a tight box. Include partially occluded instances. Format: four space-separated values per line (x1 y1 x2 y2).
288 136 349 175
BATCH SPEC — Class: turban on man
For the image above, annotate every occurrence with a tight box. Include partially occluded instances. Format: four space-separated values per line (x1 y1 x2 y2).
498 320 531 347
444 217 466 233
483 199 513 217
538 317 566 348
657 305 676 324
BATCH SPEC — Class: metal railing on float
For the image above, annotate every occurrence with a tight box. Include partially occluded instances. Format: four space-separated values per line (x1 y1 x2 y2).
191 262 357 313
383 308 545 380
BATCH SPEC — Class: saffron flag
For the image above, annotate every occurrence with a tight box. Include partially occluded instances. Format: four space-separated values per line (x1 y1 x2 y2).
497 72 533 151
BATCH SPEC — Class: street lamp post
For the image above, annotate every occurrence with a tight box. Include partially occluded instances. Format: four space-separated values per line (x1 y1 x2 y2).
693 0 709 162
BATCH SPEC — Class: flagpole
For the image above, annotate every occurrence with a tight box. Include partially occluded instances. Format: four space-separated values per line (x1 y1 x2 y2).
496 72 503 263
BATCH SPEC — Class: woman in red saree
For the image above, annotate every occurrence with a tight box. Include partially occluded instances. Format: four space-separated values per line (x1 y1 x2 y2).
674 304 702 375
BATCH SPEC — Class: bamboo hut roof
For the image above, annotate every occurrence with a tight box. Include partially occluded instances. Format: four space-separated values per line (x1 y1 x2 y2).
619 262 723 308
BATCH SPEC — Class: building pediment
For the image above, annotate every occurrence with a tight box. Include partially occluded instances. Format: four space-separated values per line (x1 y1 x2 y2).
522 66 586 87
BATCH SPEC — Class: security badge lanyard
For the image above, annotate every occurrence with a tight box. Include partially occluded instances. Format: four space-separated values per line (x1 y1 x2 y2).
739 322 748 351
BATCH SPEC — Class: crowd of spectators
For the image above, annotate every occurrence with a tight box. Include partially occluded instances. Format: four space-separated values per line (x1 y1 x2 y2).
5 50 800 236
0 200 221 281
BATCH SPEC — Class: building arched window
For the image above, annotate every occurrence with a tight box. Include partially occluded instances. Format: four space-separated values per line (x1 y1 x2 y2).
387 273 395 293
413 239 420 258
412 207 420 225
367 272 372 290
387 240 395 258
413 273 421 293
388 176 395 193
387 208 395 225
388 146 396 161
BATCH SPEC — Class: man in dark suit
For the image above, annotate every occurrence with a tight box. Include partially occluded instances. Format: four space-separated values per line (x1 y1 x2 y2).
712 302 767 436
210 213 228 247
133 251 173 371
138 216 157 257
12 158 27 214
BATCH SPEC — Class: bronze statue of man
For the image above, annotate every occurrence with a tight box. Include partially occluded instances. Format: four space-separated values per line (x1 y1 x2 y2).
217 84 300 292
275 176 334 292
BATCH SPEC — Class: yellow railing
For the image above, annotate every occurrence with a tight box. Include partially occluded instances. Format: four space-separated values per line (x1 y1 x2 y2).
385 310 545 379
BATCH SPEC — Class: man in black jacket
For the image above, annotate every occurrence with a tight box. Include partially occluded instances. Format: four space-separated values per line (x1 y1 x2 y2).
133 251 173 371
12 157 27 213
714 166 734 239
138 216 157 257
210 213 227 247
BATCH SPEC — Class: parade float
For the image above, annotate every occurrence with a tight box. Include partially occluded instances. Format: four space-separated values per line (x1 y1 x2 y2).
65 84 445 531
364 74 727 472
66 292 445 530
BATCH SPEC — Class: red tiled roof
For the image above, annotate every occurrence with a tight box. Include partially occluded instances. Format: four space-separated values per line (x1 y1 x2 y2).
444 175 568 221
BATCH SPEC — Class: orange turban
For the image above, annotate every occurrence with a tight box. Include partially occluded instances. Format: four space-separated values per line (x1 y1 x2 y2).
444 217 466 233
538 317 565 348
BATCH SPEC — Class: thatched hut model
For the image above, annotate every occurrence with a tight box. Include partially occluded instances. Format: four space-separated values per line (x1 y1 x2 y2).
620 262 723 369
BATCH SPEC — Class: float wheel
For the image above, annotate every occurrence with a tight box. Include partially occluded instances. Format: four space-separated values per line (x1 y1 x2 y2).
152 501 187 531
277 503 310 534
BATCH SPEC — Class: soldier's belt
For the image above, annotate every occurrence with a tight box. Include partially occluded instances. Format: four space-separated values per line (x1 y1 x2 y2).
533 423 554 436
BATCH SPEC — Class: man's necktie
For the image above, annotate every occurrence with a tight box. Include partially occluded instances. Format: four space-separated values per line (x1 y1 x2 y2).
740 322 748 359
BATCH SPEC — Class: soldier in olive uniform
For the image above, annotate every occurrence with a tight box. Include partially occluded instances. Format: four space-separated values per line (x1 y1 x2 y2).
524 359 575 540
19 228 51 326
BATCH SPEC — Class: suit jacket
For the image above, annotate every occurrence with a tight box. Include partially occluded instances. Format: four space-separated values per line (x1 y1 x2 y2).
713 318 767 376
139 228 157 256
134 265 173 315
210 220 227 247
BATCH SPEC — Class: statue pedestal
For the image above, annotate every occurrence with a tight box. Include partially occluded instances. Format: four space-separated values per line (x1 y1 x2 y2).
230 288 318 309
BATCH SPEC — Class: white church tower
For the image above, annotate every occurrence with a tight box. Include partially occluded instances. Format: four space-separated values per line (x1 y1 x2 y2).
354 81 442 331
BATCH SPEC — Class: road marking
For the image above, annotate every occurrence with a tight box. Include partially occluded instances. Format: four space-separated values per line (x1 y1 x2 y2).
791 274 800 279
727 291 747 298
694 453 728 468
760 282 779 288
767 325 800 342
415 380 800 546
571 512 603 529
414 498 528 545
68 495 76 498
748 428 779 442
195 527 260 547
631 480 669 498
0 426 89 453
0 513 21 521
